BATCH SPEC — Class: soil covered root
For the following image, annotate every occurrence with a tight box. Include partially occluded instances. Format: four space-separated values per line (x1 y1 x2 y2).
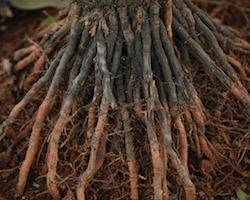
0 0 250 199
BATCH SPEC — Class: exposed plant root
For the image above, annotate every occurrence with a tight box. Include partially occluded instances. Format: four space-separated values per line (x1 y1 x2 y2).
142 16 166 200
0 50 64 142
1 0 250 199
47 39 97 200
76 97 109 200
117 67 139 200
173 18 250 112
15 19 85 197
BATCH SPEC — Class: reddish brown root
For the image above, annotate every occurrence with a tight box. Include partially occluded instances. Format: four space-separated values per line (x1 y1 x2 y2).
86 105 97 138
14 48 40 72
122 107 139 200
76 98 109 200
175 115 189 174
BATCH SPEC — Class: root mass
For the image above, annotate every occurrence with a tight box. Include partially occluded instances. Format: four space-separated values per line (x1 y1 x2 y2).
0 0 250 199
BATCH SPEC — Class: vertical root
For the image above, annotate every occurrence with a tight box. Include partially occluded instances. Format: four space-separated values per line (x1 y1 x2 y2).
14 63 63 197
117 66 139 200
86 106 97 138
174 108 189 174
76 25 111 200
152 64 170 198
142 17 165 200
183 106 202 159
159 139 169 200
156 99 196 199
16 22 84 197
46 40 95 199
164 0 173 41
146 116 165 200
121 104 139 200
97 30 116 108
152 59 171 127
151 4 178 107
199 136 215 162
133 84 145 123
76 97 109 200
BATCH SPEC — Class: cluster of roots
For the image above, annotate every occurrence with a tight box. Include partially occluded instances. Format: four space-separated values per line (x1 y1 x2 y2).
0 0 250 199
